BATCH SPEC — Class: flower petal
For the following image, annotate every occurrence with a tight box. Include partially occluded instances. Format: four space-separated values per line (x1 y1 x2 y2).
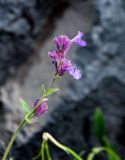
71 31 87 47
48 51 59 63
67 65 81 79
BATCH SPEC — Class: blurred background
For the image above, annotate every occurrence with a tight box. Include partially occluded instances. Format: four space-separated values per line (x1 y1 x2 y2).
0 0 125 159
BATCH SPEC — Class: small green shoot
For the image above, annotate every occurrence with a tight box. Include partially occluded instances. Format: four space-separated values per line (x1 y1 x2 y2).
20 99 30 114
43 88 59 97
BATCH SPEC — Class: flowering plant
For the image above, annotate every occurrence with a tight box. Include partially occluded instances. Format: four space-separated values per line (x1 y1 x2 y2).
2 32 121 160
2 31 86 160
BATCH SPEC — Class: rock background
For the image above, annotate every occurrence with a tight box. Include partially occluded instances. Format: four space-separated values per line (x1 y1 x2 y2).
0 0 125 159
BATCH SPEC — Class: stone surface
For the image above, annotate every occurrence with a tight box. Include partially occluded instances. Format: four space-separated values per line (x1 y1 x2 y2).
0 0 125 159
0 0 69 85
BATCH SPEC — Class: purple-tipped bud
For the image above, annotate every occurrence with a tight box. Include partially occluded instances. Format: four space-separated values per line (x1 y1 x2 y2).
54 35 70 55
34 98 48 117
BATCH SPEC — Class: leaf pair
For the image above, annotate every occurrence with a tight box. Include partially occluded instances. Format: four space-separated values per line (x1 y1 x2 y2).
19 84 59 123
42 84 59 97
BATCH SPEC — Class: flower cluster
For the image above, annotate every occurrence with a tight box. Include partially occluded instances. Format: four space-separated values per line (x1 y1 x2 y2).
2 31 88 160
48 31 87 79
34 32 86 117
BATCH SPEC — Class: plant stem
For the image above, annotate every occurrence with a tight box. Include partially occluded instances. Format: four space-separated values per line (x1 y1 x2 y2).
43 132 82 160
45 141 51 160
48 74 58 89
2 75 57 160
41 140 45 160
30 74 58 117
33 151 41 160
2 119 27 160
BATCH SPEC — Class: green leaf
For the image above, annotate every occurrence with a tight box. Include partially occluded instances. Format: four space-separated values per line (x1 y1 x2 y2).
104 147 121 160
92 147 104 154
103 136 120 155
87 147 121 160
93 108 107 145
43 88 59 97
20 98 30 114
93 108 121 159
87 147 104 160
87 153 95 160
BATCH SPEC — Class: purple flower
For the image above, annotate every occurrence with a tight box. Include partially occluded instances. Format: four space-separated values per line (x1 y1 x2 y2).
54 35 70 57
57 59 81 79
48 31 86 79
34 98 48 117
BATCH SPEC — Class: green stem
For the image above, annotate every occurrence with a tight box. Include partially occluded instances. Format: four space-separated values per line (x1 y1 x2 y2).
41 140 45 160
29 74 58 119
33 143 42 160
62 146 82 160
2 75 57 160
33 151 41 160
48 74 58 89
45 141 51 160
2 119 27 160
43 132 82 160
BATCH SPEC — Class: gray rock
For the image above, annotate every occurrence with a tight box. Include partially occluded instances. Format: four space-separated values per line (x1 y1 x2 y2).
0 0 69 85
1 0 125 159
